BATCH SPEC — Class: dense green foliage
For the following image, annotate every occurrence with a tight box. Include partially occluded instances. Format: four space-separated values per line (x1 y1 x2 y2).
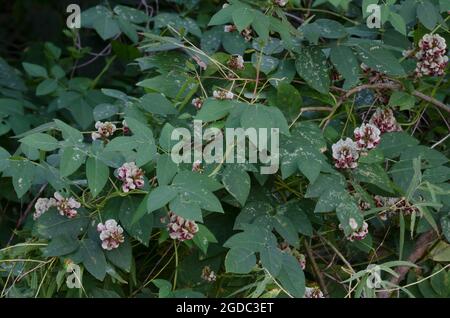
0 0 449 298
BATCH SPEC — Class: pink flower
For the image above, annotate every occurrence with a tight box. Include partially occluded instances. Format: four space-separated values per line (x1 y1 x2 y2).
241 28 253 42
91 121 117 141
227 55 245 70
274 0 288 6
191 98 203 110
167 211 199 241
201 266 217 282
116 162 145 192
213 89 234 100
354 123 381 151
340 221 369 242
53 192 81 218
192 55 207 71
304 286 325 298
224 25 236 33
415 34 448 77
97 219 124 250
332 138 359 169
369 108 402 133
192 160 203 173
374 195 417 220
122 120 129 134
33 197 56 220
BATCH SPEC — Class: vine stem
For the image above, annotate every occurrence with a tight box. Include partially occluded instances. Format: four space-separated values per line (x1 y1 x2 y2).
173 240 179 291
378 230 438 298
304 239 329 296
322 83 450 130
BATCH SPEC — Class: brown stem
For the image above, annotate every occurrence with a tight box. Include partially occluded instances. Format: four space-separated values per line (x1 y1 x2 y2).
322 83 449 129
7 183 48 246
304 240 329 297
378 230 438 298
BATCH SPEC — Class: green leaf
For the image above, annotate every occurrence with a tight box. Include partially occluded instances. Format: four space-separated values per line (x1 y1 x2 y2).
441 217 450 243
60 147 86 177
54 119 84 144
42 235 79 257
355 44 406 76
222 165 251 206
156 154 178 186
389 11 407 35
208 4 233 25
79 239 107 281
195 98 235 122
352 163 395 193
232 7 254 32
22 62 48 78
169 195 203 221
276 253 305 298
86 157 109 198
140 93 177 115
417 1 438 30
36 78 58 96
378 132 419 158
0 147 10 172
315 19 348 39
20 133 59 151
147 185 178 213
192 224 218 254
260 245 283 276
113 5 148 24
225 247 256 274
240 104 289 136
389 91 416 110
105 237 132 272
295 47 330 94
120 196 153 245
10 159 35 198
105 136 139 153
330 46 360 89
34 208 89 239
124 117 156 166
93 15 121 40
93 104 118 121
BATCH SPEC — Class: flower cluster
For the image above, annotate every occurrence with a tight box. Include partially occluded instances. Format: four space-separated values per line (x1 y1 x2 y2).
415 34 448 77
117 162 145 192
304 286 325 298
54 192 81 218
201 266 217 282
213 89 234 100
227 54 245 70
34 193 81 219
332 138 359 169
191 97 203 110
166 211 199 241
354 123 381 151
340 221 369 242
97 219 125 250
332 109 399 169
374 196 417 220
369 108 402 133
33 197 56 220
91 121 117 141
274 0 288 6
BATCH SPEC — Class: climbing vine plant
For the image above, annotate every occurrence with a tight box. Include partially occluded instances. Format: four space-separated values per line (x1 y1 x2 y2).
0 0 449 298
